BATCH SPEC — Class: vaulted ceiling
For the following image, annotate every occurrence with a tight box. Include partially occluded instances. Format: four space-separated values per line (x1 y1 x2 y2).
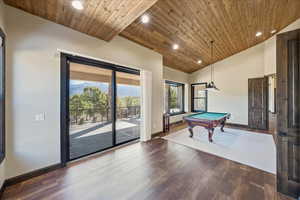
4 0 300 73
121 0 300 73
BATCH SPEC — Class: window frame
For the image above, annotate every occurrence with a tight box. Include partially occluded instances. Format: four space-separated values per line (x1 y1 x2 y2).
191 83 207 113
0 27 5 165
165 80 185 116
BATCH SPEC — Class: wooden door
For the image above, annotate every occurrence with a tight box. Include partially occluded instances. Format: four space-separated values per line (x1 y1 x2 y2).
277 29 300 199
248 77 268 130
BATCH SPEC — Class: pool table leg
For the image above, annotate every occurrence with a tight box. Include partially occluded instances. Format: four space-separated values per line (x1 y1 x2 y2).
208 128 214 142
220 120 226 132
188 127 194 137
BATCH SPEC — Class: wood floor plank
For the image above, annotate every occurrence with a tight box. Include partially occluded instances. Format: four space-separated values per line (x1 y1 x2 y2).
2 122 290 200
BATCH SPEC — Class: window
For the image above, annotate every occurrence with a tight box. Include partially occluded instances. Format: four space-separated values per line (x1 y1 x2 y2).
191 83 207 112
165 80 185 115
0 28 5 164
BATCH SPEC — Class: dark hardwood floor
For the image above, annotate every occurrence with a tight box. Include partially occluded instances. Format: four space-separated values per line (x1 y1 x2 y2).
3 121 293 200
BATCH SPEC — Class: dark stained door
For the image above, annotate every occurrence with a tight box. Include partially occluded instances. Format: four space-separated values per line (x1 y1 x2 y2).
248 77 268 130
277 29 300 199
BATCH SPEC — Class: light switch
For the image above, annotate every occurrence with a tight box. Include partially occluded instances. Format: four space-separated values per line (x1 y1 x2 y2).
40 113 45 121
35 113 45 121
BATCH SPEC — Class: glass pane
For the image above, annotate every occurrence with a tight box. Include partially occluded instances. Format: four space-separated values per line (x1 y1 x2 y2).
169 84 183 114
116 72 140 144
194 99 206 111
193 84 206 98
69 63 113 159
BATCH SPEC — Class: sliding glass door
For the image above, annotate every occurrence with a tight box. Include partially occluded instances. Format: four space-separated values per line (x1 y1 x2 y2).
63 54 141 161
69 63 113 160
116 72 141 144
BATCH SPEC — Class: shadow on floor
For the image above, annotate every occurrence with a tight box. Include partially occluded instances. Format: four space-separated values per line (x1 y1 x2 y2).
69 119 140 159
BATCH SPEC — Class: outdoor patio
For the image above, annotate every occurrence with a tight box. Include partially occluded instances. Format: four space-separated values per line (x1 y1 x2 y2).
69 118 140 159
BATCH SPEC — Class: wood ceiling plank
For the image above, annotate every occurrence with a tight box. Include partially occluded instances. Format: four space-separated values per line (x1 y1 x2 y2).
121 0 300 73
79 0 103 33
4 0 158 41
45 0 58 21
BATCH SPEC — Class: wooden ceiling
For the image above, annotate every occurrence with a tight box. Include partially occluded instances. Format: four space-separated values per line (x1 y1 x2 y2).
4 0 158 41
4 0 300 73
121 0 300 73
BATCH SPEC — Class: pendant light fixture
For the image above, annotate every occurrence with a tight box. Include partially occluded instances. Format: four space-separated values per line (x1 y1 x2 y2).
206 40 219 91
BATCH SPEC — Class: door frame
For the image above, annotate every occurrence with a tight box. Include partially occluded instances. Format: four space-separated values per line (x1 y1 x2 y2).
60 53 140 165
0 27 5 165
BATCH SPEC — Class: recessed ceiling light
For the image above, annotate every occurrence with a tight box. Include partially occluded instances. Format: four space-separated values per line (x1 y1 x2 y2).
256 32 262 37
141 14 150 24
271 29 277 34
72 0 83 10
197 60 202 64
172 44 179 50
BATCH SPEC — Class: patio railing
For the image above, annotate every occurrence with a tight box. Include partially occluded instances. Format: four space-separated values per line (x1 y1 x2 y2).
70 106 140 125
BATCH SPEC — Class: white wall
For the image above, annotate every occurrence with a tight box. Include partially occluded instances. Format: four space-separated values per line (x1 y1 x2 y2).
163 66 191 123
0 0 5 189
264 36 276 75
163 66 190 84
5 6 164 178
190 43 265 125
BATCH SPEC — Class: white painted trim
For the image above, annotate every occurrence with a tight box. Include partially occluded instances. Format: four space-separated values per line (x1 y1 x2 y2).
56 49 141 71
140 70 152 142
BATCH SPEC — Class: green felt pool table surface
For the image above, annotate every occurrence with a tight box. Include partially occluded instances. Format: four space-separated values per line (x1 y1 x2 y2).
187 112 229 121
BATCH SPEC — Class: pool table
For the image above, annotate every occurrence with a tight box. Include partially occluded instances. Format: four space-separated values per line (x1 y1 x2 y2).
183 112 231 142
